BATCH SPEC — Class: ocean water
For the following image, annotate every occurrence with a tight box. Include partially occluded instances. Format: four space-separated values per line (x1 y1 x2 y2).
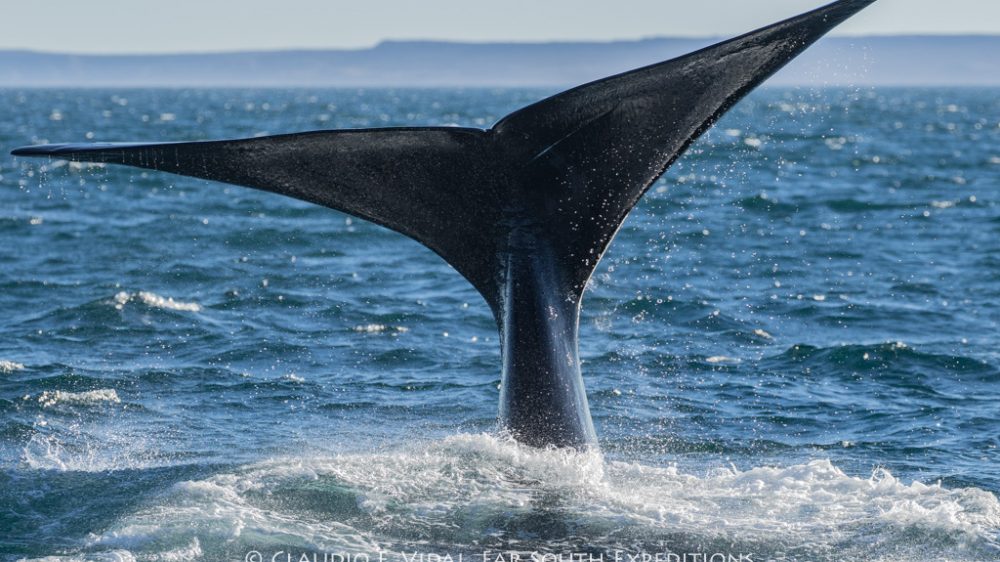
0 87 998 561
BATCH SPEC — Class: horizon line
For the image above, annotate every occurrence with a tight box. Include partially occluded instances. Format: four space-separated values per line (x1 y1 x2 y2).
3 33 997 57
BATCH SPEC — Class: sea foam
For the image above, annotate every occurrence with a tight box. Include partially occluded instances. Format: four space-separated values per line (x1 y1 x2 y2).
37 388 121 408
0 359 25 373
80 434 999 562
112 291 202 312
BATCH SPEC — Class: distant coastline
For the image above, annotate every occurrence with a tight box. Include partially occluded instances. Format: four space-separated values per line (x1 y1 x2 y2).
2 35 998 87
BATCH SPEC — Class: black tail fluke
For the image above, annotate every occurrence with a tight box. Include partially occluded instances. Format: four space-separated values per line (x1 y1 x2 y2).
12 0 876 320
491 0 878 302
12 130 507 310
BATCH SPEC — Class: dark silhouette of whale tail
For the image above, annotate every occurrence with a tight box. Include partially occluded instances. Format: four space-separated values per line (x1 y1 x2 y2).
12 0 876 449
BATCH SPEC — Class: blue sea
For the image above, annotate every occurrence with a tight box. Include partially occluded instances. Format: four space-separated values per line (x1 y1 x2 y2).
1 87 998 561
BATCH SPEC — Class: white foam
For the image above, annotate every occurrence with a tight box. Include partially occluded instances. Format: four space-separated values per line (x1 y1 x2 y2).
353 323 408 333
68 161 106 170
0 359 25 373
19 551 138 562
78 435 999 561
112 291 202 312
706 356 740 364
21 425 163 473
37 159 107 173
37 388 121 408
605 459 1000 545
931 200 957 209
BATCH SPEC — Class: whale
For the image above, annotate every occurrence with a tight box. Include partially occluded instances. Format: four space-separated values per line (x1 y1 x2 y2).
12 0 877 449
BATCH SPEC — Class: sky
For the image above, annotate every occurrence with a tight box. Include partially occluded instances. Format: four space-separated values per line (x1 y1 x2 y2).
3 0 997 54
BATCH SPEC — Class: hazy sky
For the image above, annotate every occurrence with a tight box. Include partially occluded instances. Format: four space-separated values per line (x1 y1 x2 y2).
4 0 997 54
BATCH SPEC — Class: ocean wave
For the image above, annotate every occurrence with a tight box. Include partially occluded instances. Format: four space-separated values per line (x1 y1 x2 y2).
112 291 202 312
78 434 998 562
734 193 802 216
764 341 996 380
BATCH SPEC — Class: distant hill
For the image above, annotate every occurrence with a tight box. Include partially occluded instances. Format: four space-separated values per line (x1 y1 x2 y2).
1 36 997 87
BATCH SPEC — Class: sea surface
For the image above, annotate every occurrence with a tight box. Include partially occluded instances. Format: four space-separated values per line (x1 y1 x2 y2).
0 87 998 561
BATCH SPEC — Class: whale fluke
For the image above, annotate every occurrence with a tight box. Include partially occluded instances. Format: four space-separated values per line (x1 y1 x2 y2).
13 131 504 307
12 0 877 449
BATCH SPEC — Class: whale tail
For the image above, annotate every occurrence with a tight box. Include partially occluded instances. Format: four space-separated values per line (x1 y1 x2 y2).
13 0 876 448
12 0 876 318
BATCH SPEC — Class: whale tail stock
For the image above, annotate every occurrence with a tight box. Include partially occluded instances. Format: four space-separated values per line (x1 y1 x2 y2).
12 0 876 448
